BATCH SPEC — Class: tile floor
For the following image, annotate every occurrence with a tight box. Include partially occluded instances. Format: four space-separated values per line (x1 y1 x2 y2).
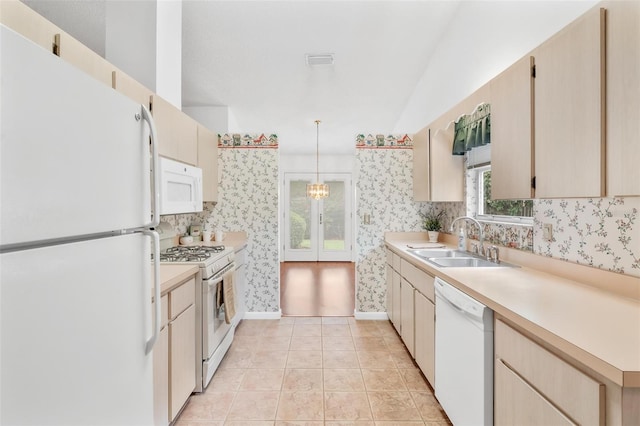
175 316 451 425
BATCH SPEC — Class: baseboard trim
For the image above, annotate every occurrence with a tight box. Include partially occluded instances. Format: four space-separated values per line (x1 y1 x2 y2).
354 311 389 320
243 311 282 320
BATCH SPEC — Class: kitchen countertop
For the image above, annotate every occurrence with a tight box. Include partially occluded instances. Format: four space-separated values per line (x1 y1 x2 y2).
159 264 200 295
180 231 248 253
385 232 640 388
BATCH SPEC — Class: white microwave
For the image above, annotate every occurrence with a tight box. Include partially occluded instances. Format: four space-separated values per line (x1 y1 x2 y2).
159 157 203 215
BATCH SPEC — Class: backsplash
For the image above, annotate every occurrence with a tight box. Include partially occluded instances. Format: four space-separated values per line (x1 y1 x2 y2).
355 144 464 313
161 142 280 314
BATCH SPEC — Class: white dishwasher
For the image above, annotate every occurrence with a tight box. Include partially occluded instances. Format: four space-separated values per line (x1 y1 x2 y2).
434 277 493 426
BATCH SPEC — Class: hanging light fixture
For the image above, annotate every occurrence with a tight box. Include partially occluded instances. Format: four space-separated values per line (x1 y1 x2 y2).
307 120 330 199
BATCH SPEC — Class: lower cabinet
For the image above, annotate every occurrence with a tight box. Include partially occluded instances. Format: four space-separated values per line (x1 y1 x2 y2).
495 319 604 426
414 291 435 386
391 269 401 332
400 278 415 356
154 276 196 425
233 247 247 327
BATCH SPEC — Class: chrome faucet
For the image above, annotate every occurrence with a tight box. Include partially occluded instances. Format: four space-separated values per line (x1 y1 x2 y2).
450 216 485 256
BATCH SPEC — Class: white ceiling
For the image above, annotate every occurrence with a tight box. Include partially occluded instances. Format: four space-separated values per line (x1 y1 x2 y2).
23 0 597 155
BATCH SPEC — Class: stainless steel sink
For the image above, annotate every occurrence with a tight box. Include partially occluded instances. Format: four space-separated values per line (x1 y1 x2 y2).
408 248 517 268
426 257 502 268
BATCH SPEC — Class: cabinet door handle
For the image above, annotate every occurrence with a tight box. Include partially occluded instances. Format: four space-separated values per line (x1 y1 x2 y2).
320 213 323 225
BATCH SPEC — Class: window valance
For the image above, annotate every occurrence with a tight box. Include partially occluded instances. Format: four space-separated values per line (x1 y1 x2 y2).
452 103 491 155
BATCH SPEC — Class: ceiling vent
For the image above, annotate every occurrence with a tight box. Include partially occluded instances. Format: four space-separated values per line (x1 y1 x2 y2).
306 54 334 66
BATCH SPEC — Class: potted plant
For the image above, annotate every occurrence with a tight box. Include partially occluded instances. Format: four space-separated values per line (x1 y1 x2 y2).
421 210 444 242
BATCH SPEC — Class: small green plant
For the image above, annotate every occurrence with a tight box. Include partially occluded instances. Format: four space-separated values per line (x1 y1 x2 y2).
421 210 444 232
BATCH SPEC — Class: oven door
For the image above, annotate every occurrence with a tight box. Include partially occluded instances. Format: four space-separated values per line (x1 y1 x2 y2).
202 270 232 361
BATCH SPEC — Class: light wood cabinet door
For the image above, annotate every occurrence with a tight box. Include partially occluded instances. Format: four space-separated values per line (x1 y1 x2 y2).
385 263 393 320
604 0 640 197
400 279 415 356
0 0 58 54
413 126 463 202
533 7 605 198
490 55 535 200
414 291 435 387
153 326 169 426
495 359 575 426
391 270 401 333
151 95 198 166
169 303 196 421
113 69 153 109
56 32 114 87
197 124 219 202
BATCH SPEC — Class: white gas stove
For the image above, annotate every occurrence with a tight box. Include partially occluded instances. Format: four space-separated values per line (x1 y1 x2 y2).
159 245 235 280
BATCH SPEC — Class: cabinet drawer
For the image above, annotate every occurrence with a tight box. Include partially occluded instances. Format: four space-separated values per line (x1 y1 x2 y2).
400 259 434 302
392 253 401 271
495 319 604 426
161 294 169 329
495 358 575 426
170 278 195 319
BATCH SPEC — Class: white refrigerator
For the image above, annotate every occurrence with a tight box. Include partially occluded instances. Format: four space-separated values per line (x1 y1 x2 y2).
0 25 162 425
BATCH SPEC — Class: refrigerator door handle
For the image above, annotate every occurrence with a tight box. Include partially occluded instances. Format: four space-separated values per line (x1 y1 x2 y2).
144 229 161 355
140 104 160 228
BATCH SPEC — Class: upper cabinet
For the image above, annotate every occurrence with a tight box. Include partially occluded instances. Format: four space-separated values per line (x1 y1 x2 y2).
490 56 534 200
112 69 153 109
197 124 219 202
150 95 198 166
533 7 606 199
604 0 640 197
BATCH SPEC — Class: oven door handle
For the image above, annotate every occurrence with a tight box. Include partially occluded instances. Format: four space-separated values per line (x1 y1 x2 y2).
206 275 224 289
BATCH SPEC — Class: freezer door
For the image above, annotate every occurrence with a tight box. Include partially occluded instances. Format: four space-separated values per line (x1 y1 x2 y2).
0 234 155 425
0 26 151 246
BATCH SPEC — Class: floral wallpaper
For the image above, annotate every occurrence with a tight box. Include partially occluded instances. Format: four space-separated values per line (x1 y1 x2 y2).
355 147 464 313
161 145 280 313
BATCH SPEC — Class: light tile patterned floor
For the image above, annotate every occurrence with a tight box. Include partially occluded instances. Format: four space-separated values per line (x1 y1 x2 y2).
175 317 451 425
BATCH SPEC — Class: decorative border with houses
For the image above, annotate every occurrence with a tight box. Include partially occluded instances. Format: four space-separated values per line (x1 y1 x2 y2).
356 133 413 148
218 133 278 148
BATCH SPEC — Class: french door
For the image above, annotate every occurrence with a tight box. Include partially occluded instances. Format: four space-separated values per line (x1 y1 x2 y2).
284 173 352 261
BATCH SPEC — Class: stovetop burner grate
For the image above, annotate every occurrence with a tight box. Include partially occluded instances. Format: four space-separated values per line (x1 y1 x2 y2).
160 245 227 263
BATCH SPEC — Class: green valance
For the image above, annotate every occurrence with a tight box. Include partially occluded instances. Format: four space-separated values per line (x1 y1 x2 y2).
452 103 491 155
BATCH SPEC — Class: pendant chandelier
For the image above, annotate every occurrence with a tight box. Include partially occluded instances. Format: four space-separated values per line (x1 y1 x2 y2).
307 120 330 199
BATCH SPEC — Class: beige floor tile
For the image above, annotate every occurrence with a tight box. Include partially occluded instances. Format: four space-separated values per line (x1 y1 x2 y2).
220 348 254 369
259 335 291 351
383 336 407 352
376 322 398 336
374 422 425 426
390 351 416 369
208 368 246 391
263 324 294 337
286 350 323 368
278 317 297 324
290 335 323 351
356 351 396 369
410 392 450 422
323 336 355 351
325 422 375 426
250 351 289 369
226 391 280 420
399 369 430 391
295 317 322 324
276 422 324 426
324 369 365 391
349 326 381 337
235 321 266 336
322 324 352 336
367 391 421 421
225 422 274 426
239 369 285 391
361 369 407 391
179 391 236 421
276 391 324 420
175 421 224 426
232 335 262 350
282 369 323 391
324 392 373 421
293 324 322 336
353 337 388 351
323 351 360 369
322 317 349 325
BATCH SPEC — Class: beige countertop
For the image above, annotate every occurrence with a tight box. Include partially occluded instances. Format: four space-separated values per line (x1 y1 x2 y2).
159 264 199 295
385 232 640 388
180 231 248 253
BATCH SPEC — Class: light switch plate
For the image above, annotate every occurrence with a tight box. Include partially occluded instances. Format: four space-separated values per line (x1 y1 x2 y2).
542 223 553 242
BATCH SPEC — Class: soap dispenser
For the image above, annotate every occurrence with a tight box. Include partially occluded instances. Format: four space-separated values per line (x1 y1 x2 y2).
458 228 467 252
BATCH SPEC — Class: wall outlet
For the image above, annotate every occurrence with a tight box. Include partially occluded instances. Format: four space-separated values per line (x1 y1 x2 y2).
542 223 553 242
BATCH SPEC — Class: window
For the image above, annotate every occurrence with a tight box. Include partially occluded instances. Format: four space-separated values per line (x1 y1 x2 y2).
475 165 533 223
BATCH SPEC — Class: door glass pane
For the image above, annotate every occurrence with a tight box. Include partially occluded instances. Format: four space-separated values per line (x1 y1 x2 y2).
290 180 311 249
323 180 345 250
